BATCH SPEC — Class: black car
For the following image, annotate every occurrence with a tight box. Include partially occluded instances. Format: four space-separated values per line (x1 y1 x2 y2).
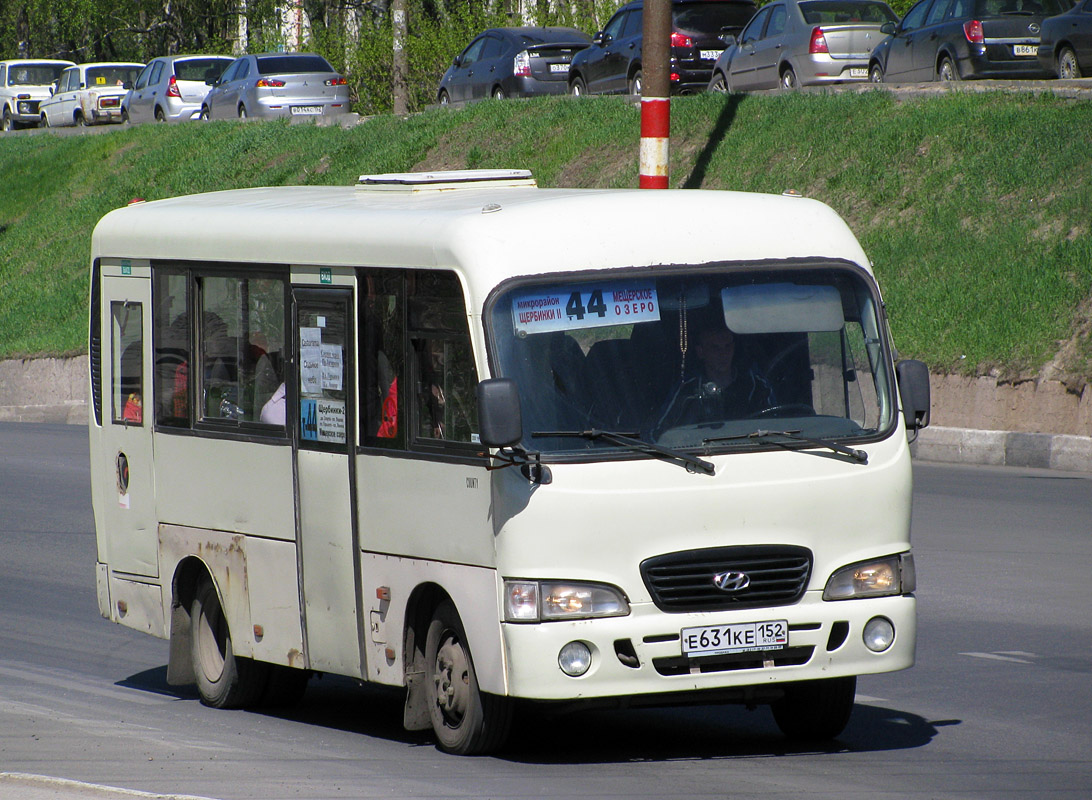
868 0 1069 81
437 27 591 104
1037 0 1092 77
568 0 758 95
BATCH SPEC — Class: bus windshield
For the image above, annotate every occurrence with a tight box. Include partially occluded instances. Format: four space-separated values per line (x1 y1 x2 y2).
487 264 895 456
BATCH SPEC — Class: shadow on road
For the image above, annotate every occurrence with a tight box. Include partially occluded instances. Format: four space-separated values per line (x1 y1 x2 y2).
120 665 954 762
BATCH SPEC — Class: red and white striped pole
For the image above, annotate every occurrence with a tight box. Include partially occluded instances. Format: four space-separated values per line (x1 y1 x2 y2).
639 0 672 189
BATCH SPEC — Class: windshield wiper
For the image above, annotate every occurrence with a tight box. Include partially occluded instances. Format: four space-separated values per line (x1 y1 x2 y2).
704 429 868 464
532 429 716 476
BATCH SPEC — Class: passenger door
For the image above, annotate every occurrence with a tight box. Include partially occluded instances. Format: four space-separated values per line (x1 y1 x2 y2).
98 264 158 577
449 37 486 102
587 10 631 92
293 287 365 678
727 6 772 89
127 62 154 123
913 0 954 79
883 0 934 79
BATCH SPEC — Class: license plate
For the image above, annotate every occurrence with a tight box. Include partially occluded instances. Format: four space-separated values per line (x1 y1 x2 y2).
1013 44 1036 57
550 63 569 73
849 67 868 78
291 105 322 115
701 49 724 61
681 620 788 656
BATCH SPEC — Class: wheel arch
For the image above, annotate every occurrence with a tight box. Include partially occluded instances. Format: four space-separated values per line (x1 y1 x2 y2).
401 581 452 731
936 47 960 78
165 555 217 686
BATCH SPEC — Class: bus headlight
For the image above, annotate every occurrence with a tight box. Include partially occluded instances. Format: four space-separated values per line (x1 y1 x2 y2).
823 554 915 600
504 580 630 622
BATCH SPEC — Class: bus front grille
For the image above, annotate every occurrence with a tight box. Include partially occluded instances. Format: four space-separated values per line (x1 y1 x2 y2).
652 645 815 676
640 545 812 613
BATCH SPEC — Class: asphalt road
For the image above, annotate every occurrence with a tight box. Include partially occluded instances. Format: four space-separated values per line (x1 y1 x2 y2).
1 422 1090 799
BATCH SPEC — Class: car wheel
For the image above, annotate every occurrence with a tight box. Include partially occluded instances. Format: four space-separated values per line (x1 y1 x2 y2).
438 89 450 106
628 69 643 97
938 56 960 81
569 76 587 96
199 106 210 121
190 576 268 709
771 676 856 741
238 105 247 119
40 113 49 128
1058 47 1082 79
709 72 729 93
154 107 166 122
120 108 129 124
491 86 506 100
780 67 798 90
425 600 512 755
77 112 91 126
0 108 11 132
869 63 884 83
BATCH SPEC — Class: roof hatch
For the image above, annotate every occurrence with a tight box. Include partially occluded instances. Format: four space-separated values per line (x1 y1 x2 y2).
356 169 537 193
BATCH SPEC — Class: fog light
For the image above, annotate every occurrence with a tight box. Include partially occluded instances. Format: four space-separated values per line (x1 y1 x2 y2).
863 616 895 652
558 641 592 677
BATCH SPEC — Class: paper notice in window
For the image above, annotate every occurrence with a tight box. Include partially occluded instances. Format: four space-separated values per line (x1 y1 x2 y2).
321 344 343 391
300 327 323 395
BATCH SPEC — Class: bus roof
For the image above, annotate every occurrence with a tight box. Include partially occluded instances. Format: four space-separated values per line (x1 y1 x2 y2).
90 175 872 308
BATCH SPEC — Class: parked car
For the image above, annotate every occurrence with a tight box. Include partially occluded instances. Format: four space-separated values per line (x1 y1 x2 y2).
568 0 758 95
123 54 234 123
1037 0 1092 77
868 0 1068 82
0 59 75 131
38 62 143 127
200 53 349 120
437 27 592 104
709 0 898 90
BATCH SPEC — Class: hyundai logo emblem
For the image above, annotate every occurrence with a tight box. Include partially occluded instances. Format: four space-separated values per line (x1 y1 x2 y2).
713 571 750 592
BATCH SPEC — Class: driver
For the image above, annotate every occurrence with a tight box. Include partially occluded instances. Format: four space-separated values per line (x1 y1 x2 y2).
690 326 774 420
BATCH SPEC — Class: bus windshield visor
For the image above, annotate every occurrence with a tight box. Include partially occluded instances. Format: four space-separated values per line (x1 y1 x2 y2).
487 265 895 456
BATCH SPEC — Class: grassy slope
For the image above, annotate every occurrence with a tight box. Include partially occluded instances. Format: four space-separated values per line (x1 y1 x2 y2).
1 90 1090 384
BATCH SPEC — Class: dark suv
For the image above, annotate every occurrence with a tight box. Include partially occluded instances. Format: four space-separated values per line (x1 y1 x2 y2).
568 0 758 95
869 0 1069 81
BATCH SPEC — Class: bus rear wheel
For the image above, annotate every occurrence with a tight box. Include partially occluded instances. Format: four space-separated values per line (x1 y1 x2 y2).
425 600 512 754
191 577 267 708
771 675 856 741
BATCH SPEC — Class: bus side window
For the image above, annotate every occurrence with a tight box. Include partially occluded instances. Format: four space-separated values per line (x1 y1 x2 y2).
198 275 285 425
407 271 479 445
111 302 143 425
360 270 404 448
154 270 191 427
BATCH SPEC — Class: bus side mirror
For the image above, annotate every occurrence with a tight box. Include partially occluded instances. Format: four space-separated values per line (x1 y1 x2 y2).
476 378 523 448
896 359 931 430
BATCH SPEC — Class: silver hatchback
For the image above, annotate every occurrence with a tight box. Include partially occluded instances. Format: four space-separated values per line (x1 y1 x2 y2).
200 52 350 121
709 0 898 91
123 55 234 123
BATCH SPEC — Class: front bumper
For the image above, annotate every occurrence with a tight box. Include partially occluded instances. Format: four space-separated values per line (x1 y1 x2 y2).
502 591 915 702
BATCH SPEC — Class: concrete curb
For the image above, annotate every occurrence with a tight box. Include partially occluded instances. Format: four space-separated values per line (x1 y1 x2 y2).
913 426 1092 473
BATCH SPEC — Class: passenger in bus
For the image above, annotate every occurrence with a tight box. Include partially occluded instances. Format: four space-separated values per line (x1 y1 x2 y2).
260 382 286 425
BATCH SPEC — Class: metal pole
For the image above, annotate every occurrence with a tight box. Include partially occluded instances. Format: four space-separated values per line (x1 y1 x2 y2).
639 0 672 189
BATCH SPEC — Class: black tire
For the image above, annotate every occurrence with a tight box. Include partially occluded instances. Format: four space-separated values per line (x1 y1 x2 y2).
238 105 247 119
629 69 643 97
709 72 729 93
120 108 130 124
438 90 450 106
569 76 587 96
492 86 506 100
425 600 512 755
1 108 11 132
780 67 798 90
199 106 210 121
1058 47 1082 79
869 63 884 83
771 676 856 741
40 113 49 128
190 577 267 709
938 56 960 81
154 107 166 122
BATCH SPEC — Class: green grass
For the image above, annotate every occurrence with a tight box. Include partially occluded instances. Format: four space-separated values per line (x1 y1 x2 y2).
2 90 1091 384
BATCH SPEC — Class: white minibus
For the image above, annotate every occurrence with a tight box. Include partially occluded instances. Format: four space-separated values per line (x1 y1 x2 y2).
89 169 930 754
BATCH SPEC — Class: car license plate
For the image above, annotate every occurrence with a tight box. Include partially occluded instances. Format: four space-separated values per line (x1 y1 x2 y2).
849 67 868 78
701 49 724 61
550 63 570 73
681 620 788 656
291 105 323 115
1013 44 1036 57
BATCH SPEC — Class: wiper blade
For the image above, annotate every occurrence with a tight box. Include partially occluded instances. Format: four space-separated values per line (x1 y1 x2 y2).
704 429 868 464
532 429 716 475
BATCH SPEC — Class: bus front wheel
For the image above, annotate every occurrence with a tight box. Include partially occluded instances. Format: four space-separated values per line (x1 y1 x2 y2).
191 577 267 708
771 675 856 741
425 600 512 754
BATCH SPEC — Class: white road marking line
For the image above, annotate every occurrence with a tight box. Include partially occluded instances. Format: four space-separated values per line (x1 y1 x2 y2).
959 651 1036 664
0 772 221 800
